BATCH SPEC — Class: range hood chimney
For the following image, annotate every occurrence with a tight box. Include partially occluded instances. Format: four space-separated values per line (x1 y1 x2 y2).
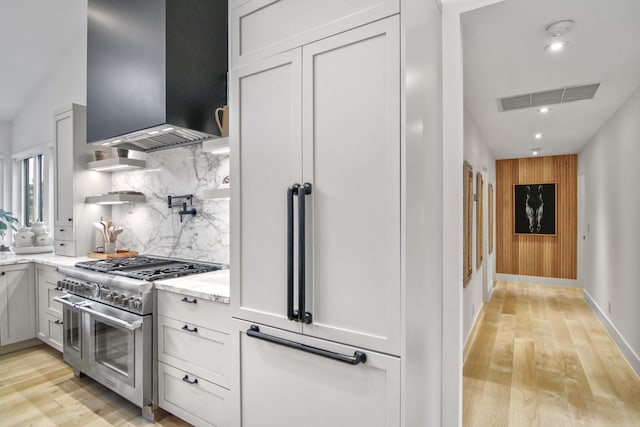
87 0 227 152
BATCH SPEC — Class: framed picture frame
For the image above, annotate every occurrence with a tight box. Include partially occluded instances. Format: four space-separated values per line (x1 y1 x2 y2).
463 162 473 287
488 183 494 254
513 183 557 235
476 172 483 270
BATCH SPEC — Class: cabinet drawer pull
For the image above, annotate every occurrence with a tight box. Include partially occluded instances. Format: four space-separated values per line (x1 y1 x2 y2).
1 272 4 276
54 320 63 325
180 297 197 304
182 375 198 385
182 325 198 333
247 325 366 365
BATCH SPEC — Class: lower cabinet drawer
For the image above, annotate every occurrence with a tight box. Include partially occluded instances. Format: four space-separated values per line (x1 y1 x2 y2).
53 240 75 257
54 226 75 241
158 315 230 388
47 315 63 352
158 362 229 427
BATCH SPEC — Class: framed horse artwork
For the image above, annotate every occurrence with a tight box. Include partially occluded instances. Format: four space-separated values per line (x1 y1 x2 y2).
513 183 556 235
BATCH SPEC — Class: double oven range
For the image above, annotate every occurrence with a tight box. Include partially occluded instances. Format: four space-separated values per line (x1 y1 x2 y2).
55 256 224 420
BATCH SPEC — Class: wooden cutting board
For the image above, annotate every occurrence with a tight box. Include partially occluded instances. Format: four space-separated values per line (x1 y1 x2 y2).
87 251 139 259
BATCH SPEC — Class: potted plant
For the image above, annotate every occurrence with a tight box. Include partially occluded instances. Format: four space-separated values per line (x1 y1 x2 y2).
0 208 18 252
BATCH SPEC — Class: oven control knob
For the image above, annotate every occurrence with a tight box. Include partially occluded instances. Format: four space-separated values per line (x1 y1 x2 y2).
113 295 123 304
132 298 142 310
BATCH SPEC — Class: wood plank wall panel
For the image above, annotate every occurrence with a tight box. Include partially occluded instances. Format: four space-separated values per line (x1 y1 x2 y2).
496 155 577 279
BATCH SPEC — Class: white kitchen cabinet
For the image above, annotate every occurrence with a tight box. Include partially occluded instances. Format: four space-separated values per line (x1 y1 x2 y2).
36 264 64 351
53 104 110 256
231 319 400 427
230 0 399 67
157 289 231 426
0 264 36 346
231 17 400 355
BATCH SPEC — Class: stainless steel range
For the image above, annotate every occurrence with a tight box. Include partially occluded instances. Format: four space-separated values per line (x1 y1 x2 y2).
55 256 225 421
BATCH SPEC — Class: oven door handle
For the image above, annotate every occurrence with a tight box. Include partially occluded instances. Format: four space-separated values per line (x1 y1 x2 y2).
54 294 84 309
54 294 143 331
78 305 143 331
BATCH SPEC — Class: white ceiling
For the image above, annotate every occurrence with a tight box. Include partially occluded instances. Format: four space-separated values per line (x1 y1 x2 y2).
462 0 640 159
0 0 86 121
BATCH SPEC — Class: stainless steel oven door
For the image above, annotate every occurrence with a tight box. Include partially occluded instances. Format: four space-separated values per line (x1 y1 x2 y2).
58 295 85 371
84 300 152 407
55 294 152 408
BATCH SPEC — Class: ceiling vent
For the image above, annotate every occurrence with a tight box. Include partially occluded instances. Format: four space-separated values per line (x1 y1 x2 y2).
497 83 600 112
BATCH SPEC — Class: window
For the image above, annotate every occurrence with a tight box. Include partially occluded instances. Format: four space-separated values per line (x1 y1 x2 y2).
23 154 44 226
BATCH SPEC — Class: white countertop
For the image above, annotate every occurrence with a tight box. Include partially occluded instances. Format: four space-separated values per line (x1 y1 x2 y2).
0 252 92 268
154 269 230 304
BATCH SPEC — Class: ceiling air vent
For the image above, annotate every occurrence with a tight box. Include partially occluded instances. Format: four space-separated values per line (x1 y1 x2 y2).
497 83 600 112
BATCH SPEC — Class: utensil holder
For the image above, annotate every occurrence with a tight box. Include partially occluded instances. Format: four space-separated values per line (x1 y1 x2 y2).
104 242 116 254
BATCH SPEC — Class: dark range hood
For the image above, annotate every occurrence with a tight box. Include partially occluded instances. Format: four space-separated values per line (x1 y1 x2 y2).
87 0 227 152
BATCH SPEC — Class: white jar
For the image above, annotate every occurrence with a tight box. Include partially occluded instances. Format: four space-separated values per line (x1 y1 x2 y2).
14 227 35 247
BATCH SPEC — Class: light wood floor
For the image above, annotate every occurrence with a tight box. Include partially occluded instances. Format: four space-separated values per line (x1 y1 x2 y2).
0 344 191 426
463 281 640 427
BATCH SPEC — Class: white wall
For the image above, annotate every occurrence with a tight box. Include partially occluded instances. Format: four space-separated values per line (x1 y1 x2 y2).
402 0 443 425
10 17 87 226
578 85 640 367
462 107 495 343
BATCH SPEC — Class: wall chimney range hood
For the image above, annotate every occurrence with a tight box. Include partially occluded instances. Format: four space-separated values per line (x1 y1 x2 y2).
87 0 227 152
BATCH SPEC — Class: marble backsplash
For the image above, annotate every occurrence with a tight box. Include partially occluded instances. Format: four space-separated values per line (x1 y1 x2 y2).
111 144 229 263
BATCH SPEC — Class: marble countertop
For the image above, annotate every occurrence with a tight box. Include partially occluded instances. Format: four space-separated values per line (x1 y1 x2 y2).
0 252 92 268
154 269 230 304
0 253 231 304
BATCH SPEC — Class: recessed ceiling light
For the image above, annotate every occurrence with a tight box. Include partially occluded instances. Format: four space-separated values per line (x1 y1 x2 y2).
545 20 574 37
538 106 550 113
531 147 541 156
545 41 568 52
534 133 543 139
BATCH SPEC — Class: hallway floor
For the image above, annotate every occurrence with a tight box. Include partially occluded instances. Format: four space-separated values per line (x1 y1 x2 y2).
463 281 640 426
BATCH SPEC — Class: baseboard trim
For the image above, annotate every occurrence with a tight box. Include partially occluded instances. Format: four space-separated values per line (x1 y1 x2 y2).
495 274 579 288
583 290 640 377
0 338 41 355
463 303 487 364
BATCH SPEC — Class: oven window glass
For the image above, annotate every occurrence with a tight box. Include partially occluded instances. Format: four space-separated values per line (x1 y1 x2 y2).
66 310 81 352
94 320 131 377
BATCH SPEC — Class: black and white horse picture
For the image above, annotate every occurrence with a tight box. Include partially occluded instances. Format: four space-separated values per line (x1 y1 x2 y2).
514 183 556 235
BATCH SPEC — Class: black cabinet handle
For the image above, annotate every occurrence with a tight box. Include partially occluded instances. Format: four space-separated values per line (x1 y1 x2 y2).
68 218 73 222
287 184 300 321
247 325 366 365
182 375 198 385
1 272 4 276
298 182 312 324
182 325 198 333
180 297 197 304
59 229 64 232
54 320 63 325
59 243 65 246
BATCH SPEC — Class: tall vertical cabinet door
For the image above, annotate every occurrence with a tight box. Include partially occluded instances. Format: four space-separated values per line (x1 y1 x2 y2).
230 50 304 333
54 108 75 227
301 17 401 355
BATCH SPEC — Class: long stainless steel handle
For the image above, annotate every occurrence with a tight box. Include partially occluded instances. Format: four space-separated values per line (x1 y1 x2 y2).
54 295 82 309
79 305 143 331
298 183 312 324
287 184 300 321
247 325 366 365
54 295 142 331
